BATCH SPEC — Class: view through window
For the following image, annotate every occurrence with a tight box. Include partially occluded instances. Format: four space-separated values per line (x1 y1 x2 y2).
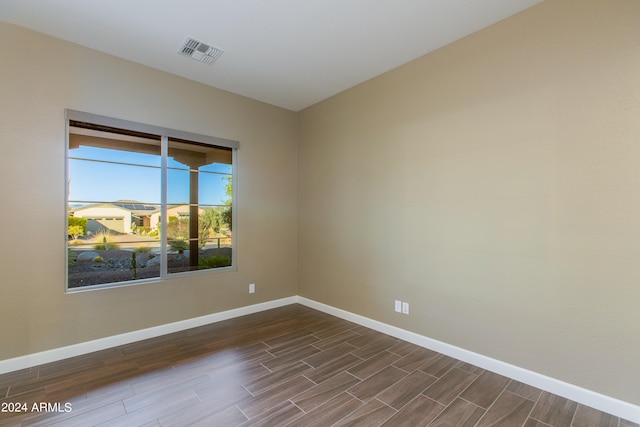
67 114 235 290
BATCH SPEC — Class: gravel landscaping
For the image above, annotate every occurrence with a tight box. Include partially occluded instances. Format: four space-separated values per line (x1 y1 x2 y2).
68 248 232 288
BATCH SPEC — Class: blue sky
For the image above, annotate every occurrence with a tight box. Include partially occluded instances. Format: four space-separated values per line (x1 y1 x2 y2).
69 146 231 206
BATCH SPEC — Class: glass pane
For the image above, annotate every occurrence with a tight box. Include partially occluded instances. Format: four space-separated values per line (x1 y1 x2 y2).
167 169 230 206
165 205 232 275
69 145 161 167
200 163 232 174
167 158 189 170
68 121 233 289
67 201 162 288
69 128 161 166
69 159 161 204
200 171 232 206
167 168 191 205
166 239 232 274
68 126 162 289
68 246 162 288
168 139 232 170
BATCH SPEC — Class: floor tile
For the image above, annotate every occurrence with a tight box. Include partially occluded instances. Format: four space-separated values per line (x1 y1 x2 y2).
304 353 363 384
392 347 439 372
333 399 396 427
348 365 408 402
347 351 401 380
418 353 458 378
428 397 485 427
261 345 320 371
571 404 618 427
351 335 399 360
506 379 542 401
0 305 626 427
381 395 445 427
476 390 535 427
291 371 360 412
236 375 314 418
237 401 302 427
459 370 510 409
286 392 363 427
529 391 578 426
523 418 552 427
242 361 311 395
377 370 437 410
422 367 478 406
387 341 423 357
303 342 358 368
190 405 247 427
312 330 359 350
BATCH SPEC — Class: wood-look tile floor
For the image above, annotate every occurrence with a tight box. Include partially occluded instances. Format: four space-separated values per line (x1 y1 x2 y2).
0 304 637 427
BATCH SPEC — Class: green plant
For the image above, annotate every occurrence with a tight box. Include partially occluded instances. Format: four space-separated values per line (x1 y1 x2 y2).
93 256 104 263
92 231 120 250
68 216 88 233
93 241 120 250
132 252 137 280
200 208 223 233
222 175 232 231
166 218 189 241
68 224 85 241
198 208 222 248
169 239 189 254
136 226 151 235
134 246 152 253
68 248 77 267
199 254 232 268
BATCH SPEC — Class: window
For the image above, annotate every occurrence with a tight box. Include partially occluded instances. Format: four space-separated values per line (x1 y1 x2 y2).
66 110 237 290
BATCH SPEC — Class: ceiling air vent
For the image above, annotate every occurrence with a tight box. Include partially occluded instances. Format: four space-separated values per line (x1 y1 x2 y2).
178 37 223 65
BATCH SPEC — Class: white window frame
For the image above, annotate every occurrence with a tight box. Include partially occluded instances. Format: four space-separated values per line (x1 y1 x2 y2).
65 109 238 292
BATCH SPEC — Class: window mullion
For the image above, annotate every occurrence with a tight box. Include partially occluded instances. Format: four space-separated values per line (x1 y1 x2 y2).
160 135 168 278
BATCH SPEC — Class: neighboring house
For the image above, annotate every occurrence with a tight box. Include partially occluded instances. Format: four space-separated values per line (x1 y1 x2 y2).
72 201 202 235
72 201 159 235
148 205 204 231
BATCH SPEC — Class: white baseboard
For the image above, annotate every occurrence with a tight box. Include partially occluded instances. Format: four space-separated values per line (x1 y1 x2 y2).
1 295 637 423
296 296 640 424
0 296 296 375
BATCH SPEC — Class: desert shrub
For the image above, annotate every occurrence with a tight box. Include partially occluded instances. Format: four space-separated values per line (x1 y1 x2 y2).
68 216 88 232
167 218 189 241
169 239 189 254
132 252 138 280
93 241 120 250
199 254 231 268
92 231 120 250
93 256 104 263
134 246 152 253
68 224 85 241
68 248 77 267
221 206 232 231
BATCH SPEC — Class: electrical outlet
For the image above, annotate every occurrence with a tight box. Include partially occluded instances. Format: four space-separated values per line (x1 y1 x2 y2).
394 300 402 313
249 283 255 294
402 302 409 315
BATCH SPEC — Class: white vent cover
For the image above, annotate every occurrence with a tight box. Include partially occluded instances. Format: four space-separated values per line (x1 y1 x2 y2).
178 37 223 65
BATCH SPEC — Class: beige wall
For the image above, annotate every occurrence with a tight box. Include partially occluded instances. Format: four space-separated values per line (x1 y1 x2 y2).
298 0 640 405
2 0 639 409
0 23 298 358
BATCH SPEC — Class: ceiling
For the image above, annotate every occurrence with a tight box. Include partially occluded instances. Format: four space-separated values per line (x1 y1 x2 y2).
0 0 542 111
